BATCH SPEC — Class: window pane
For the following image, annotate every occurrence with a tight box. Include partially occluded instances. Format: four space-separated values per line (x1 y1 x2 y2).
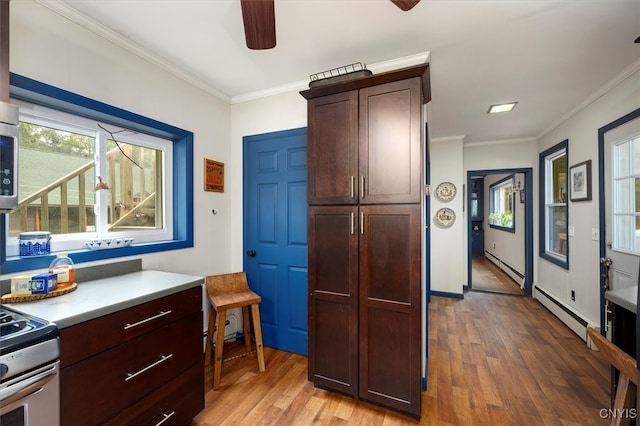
552 157 567 203
106 140 163 232
488 177 514 229
9 122 96 237
616 177 632 214
548 205 567 256
614 215 633 251
633 138 640 175
612 142 640 254
615 141 630 178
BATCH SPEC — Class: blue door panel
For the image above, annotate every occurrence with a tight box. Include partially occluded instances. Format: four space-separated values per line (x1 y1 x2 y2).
257 263 279 327
288 182 307 246
244 127 308 355
288 266 308 332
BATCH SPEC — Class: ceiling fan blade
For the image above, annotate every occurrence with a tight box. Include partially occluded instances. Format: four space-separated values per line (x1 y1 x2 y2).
390 0 420 11
240 0 276 50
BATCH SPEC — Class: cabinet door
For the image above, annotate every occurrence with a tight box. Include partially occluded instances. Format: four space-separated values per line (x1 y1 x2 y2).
359 78 422 204
307 91 358 205
359 204 422 417
308 205 359 396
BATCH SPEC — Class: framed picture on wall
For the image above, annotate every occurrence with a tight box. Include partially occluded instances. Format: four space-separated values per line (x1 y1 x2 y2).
569 160 592 201
204 158 224 192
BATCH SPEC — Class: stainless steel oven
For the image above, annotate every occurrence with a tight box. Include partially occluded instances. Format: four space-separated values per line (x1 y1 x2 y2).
0 307 60 426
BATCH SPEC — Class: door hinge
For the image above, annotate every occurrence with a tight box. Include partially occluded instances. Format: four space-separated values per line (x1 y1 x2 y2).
425 184 431 196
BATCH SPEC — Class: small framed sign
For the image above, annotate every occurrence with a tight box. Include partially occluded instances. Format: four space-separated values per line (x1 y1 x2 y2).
569 160 591 202
204 158 224 193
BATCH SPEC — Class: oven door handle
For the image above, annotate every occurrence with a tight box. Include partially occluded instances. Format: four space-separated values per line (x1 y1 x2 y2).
0 369 56 408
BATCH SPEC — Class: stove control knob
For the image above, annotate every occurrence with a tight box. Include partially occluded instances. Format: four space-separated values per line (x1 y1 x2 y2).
0 363 7 378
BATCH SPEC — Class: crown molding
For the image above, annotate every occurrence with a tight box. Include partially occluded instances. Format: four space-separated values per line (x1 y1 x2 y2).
37 1 430 106
464 137 537 148
36 0 231 103
537 58 640 140
431 135 466 144
231 51 431 104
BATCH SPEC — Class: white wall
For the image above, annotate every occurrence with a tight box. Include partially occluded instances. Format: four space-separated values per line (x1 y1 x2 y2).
4 0 232 281
537 66 640 325
229 92 307 271
429 136 465 295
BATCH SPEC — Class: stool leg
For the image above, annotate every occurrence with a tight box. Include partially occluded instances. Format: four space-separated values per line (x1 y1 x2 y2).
242 306 252 352
213 309 227 389
612 375 636 426
251 304 266 372
204 305 216 365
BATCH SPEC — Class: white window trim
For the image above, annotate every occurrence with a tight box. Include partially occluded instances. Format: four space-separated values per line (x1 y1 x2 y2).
5 99 174 256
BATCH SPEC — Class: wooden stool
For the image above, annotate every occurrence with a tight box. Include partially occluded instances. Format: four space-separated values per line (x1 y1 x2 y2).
204 272 266 389
587 327 637 426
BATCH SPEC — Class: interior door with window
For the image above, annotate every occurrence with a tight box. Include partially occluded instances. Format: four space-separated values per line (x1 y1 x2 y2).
601 111 640 340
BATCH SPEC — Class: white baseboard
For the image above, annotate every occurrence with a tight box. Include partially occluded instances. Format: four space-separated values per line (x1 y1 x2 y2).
533 285 597 343
485 251 525 288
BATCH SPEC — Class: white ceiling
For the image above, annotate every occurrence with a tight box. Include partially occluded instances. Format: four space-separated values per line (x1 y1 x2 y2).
45 0 639 142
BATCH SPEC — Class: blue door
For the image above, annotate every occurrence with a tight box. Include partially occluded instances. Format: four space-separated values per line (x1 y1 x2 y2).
243 127 308 355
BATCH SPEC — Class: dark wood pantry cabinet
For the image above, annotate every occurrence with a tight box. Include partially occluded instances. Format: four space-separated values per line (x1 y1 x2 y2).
301 64 430 419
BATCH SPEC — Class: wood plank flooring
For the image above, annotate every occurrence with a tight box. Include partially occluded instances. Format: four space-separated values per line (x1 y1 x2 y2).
193 291 612 425
471 255 525 295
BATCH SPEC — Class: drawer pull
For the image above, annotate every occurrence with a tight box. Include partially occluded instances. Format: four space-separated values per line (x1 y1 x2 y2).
350 175 355 198
124 310 172 330
125 354 173 382
155 411 176 426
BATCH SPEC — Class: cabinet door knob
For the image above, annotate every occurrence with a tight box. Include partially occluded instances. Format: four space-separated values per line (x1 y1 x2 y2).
247 250 257 257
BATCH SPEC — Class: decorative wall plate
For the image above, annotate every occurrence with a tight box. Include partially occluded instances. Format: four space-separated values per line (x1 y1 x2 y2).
435 207 456 227
435 182 456 201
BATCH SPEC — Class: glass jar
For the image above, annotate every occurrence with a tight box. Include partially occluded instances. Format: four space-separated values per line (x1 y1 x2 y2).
49 253 75 287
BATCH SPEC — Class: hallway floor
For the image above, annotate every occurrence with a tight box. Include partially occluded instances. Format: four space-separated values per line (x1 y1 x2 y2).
193 291 611 425
471 255 525 295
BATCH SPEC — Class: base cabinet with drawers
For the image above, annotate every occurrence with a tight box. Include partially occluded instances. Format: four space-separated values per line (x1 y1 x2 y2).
59 286 204 426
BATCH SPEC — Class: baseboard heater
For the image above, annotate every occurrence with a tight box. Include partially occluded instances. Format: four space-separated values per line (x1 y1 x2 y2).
534 285 593 342
484 251 525 288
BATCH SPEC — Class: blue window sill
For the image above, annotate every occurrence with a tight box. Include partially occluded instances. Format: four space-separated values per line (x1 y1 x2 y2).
488 224 516 234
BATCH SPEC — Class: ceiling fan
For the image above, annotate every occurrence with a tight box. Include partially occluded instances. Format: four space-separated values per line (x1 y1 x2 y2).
240 0 421 50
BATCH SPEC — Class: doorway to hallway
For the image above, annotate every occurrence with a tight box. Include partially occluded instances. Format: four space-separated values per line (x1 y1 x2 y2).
466 168 534 296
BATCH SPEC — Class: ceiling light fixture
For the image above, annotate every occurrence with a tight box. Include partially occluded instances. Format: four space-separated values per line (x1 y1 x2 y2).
488 102 518 114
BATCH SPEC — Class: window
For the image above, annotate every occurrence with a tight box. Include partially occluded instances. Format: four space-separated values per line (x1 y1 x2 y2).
539 140 568 268
612 135 640 254
1 74 194 274
488 175 515 232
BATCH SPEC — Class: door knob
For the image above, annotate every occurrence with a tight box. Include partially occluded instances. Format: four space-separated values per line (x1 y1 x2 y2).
247 250 256 257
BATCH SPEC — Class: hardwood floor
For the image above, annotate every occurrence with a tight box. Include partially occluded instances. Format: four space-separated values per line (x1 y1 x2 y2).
193 291 611 425
471 255 525 295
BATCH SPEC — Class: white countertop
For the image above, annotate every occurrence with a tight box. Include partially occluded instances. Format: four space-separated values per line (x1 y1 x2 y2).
605 286 637 314
5 270 204 328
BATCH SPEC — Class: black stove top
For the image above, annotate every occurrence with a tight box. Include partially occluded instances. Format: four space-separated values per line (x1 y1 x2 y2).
0 306 59 355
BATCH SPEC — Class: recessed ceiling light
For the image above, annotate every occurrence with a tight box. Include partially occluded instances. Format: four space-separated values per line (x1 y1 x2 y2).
488 102 518 114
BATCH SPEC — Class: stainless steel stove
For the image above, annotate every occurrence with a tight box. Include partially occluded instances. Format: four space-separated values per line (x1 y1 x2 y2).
0 306 60 426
